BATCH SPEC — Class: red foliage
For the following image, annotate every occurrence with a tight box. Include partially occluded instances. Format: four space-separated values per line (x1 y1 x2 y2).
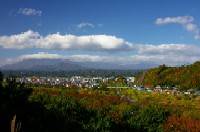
175 78 179 82
163 115 200 132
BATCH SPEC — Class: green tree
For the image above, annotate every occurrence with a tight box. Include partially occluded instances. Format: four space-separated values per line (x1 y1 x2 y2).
116 76 127 87
125 104 171 131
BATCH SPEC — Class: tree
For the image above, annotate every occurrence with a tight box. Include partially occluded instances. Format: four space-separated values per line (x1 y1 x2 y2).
125 104 171 131
116 76 127 87
0 73 32 131
0 71 3 83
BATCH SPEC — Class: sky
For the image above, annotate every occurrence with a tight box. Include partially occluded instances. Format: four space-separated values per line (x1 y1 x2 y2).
1 0 200 67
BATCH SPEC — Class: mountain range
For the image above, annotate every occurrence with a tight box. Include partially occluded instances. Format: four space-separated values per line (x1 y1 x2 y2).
0 59 158 71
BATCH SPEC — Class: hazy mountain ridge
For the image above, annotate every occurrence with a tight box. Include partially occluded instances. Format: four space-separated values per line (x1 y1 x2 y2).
0 59 158 70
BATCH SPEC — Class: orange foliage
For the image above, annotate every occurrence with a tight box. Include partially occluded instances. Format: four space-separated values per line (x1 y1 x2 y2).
175 78 179 82
163 115 200 132
175 72 180 75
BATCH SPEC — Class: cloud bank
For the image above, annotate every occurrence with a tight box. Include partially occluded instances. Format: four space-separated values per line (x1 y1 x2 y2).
155 16 200 39
3 43 200 67
1 30 200 67
138 44 200 56
155 16 193 25
0 30 133 52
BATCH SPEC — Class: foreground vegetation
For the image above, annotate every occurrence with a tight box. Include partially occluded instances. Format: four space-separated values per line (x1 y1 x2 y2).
1 71 200 131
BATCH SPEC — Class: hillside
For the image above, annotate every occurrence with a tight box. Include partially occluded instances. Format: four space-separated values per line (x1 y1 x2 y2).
134 61 200 91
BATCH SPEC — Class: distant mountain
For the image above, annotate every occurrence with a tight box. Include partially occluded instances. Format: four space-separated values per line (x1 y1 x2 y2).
1 59 86 71
0 59 158 71
81 61 157 70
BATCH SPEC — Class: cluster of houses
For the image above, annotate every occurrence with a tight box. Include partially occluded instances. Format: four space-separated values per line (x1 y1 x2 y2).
4 76 199 95
3 76 135 89
135 85 200 95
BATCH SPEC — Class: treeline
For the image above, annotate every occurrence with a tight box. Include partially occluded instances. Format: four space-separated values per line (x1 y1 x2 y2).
2 69 142 78
135 61 200 91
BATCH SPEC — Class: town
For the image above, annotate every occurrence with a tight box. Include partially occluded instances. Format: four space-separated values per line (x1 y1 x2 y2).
5 75 200 95
4 76 135 88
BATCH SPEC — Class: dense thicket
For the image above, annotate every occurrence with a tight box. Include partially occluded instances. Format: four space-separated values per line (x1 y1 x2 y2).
135 61 200 90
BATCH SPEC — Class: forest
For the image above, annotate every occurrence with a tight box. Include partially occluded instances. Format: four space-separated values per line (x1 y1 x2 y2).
134 61 200 91
2 69 142 78
1 71 200 132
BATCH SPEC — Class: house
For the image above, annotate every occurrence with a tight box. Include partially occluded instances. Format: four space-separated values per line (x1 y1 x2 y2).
3 78 6 82
59 77 67 84
16 78 21 83
92 77 102 83
184 89 195 95
91 82 99 88
39 77 47 84
82 77 91 83
126 77 135 82
194 90 200 95
70 76 83 83
127 77 135 86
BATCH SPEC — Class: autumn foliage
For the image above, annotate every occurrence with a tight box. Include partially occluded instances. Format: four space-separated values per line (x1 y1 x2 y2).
135 61 200 90
1 69 200 131
163 115 200 132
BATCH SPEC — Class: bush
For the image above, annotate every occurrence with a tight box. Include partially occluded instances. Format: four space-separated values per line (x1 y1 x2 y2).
125 104 171 131
29 92 91 131
163 115 200 132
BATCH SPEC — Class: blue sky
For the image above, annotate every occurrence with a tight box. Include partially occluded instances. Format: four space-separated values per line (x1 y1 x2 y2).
1 0 200 67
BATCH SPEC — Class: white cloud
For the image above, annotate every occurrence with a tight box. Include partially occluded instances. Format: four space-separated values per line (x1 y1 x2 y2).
76 23 94 29
97 23 103 27
155 16 200 40
1 52 61 66
17 53 110 63
74 23 103 32
129 54 194 66
2 43 200 67
2 30 200 67
155 16 193 25
0 30 133 52
135 44 200 66
2 52 136 66
138 44 200 56
0 30 40 49
194 33 200 39
18 8 42 16
19 52 63 60
185 23 198 32
2 52 117 66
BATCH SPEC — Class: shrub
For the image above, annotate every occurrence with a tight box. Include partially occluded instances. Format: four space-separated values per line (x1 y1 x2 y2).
126 104 171 131
163 115 200 132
